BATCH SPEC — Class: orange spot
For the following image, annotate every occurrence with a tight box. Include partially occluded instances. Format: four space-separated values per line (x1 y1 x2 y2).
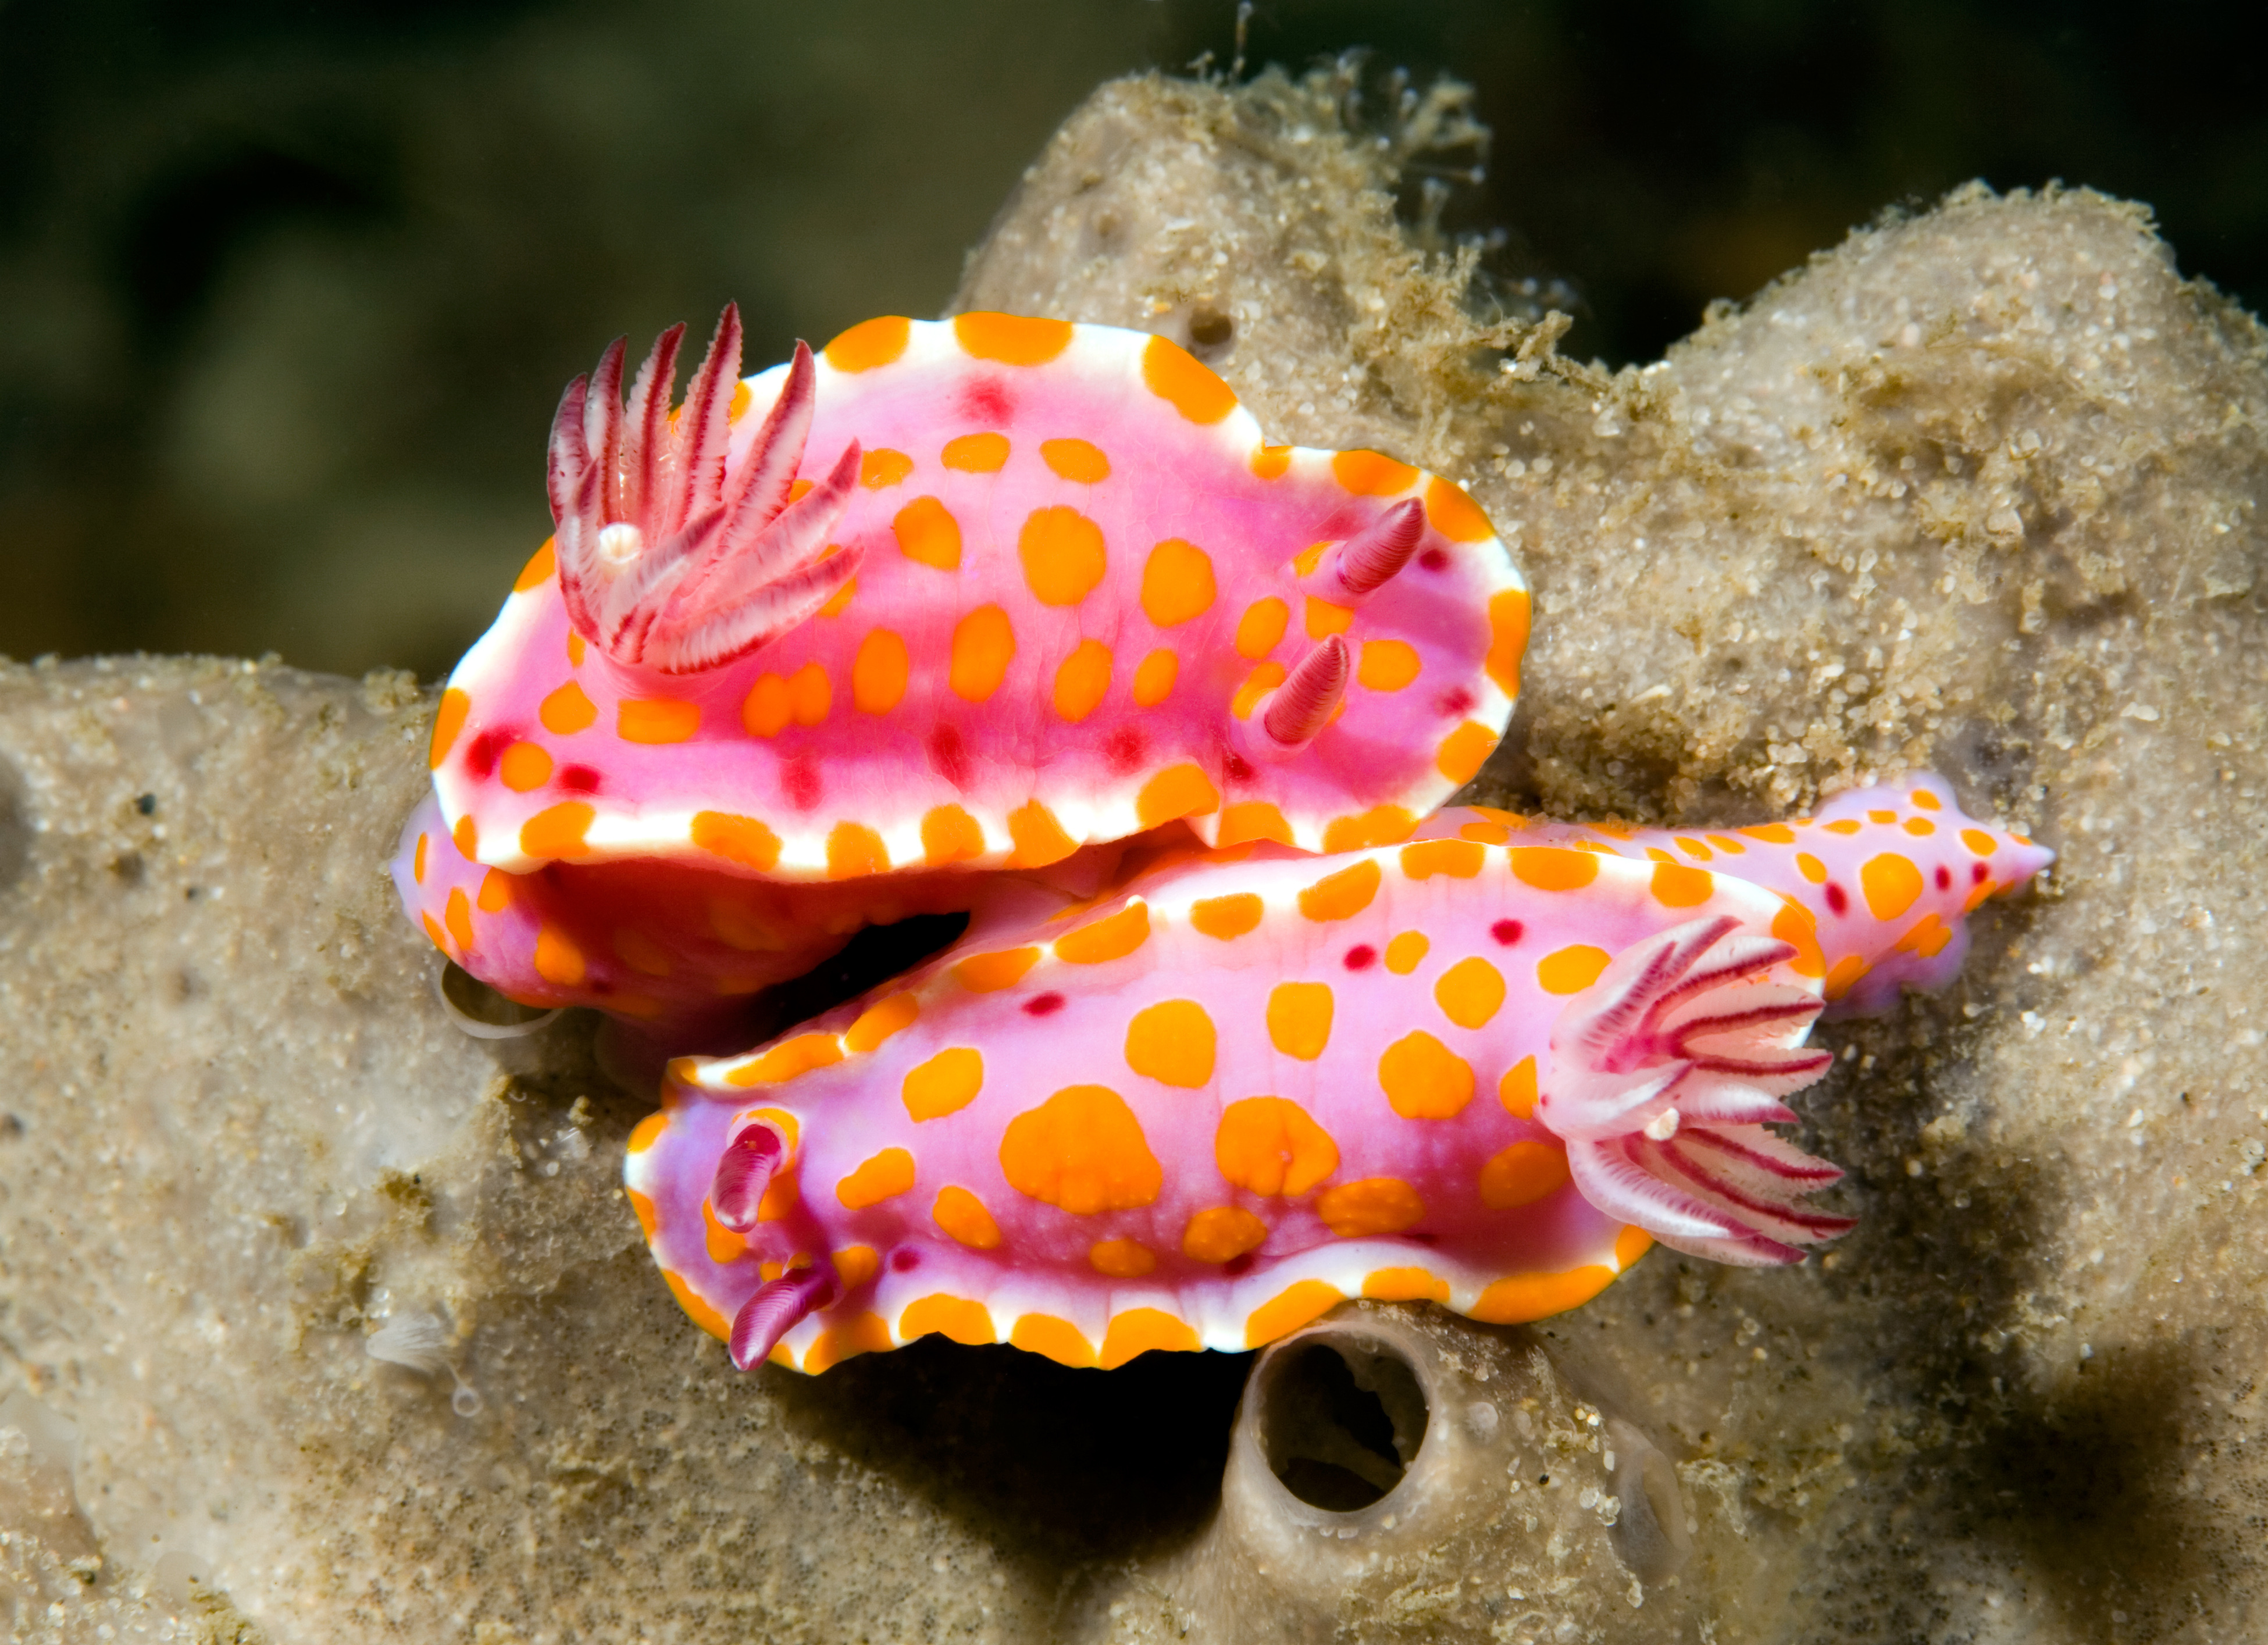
1741 822 1797 844
1190 891 1264 939
921 805 986 866
1304 596 1356 638
1434 956 1507 1029
1436 720 1497 784
444 887 475 952
1010 1314 1096 1368
900 1294 993 1346
902 1047 983 1122
852 629 908 713
1459 819 1511 844
412 833 429 884
514 539 556 591
1136 762 1221 827
619 698 699 743
1378 1031 1475 1119
1099 1308 1197 1368
893 495 962 570
612 927 672 976
1357 639 1421 691
1538 944 1610 995
1861 852 1924 920
836 1147 915 1210
452 813 478 859
1331 449 1418 495
1485 588 1531 698
1651 861 1714 908
741 675 791 737
1400 838 1485 880
1772 900 1827 979
1910 788 1943 811
1321 807 1417 852
1510 846 1598 891
429 688 470 769
932 1185 1002 1250
804 1311 893 1375
1135 538 1219 630
1140 333 1238 423
1292 540 1331 576
947 605 1016 703
702 1201 747 1265
826 822 890 879
691 811 782 873
1246 1280 1345 1347
1868 810 1897 825
1215 1097 1339 1197
1903 816 1937 836
1088 1238 1157 1279
1007 801 1079 867
1675 837 1713 861
476 869 512 914
844 991 919 1054
1183 1205 1269 1263
540 681 597 736
999 1084 1162 1214
497 741 551 792
1250 443 1292 479
1017 505 1107 607
860 448 913 488
816 564 858 619
1823 955 1870 1002
520 802 593 861
1124 998 1216 1088
954 311 1073 365
1055 902 1150 964
1217 802 1293 846
533 923 584 986
1234 597 1289 659
1040 437 1111 483
627 1112 669 1154
566 630 586 665
1498 1055 1539 1119
941 431 1008 471
822 315 910 372
1824 819 1863 836
661 1269 732 1343
1230 661 1286 721
1470 1266 1617 1324
1383 931 1429 974
1616 1226 1655 1268
727 381 752 421
1960 828 1999 857
1795 851 1828 883
1363 1268 1450 1303
1478 1141 1570 1208
788 479 814 501
954 947 1039 993
625 1187 658 1237
1298 858 1382 922
755 1171 798 1223
1423 474 1493 541
1266 982 1335 1061
726 1030 843 1088
1132 648 1178 706
1051 639 1113 722
1894 912 1953 958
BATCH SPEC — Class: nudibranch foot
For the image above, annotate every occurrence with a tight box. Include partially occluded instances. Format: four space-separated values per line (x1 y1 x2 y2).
550 306 863 675
1539 915 1846 1266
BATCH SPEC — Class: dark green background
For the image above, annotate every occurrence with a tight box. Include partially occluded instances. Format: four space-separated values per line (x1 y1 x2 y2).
4 1 2262 681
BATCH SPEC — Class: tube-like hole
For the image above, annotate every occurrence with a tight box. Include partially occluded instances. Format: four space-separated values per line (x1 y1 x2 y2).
1186 306 1235 359
436 961 562 1039
1258 1337 1429 1511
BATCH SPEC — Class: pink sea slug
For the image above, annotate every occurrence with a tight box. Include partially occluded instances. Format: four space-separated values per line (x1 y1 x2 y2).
394 309 1528 1034
626 777 2051 1373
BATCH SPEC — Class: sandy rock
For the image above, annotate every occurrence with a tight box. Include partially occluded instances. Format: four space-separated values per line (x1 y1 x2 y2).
3 68 2262 1643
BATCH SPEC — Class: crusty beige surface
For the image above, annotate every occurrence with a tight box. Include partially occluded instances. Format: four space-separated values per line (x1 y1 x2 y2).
3 67 2262 1644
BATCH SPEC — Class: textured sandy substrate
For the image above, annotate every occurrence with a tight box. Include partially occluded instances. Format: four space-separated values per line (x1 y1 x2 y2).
2 69 2262 1644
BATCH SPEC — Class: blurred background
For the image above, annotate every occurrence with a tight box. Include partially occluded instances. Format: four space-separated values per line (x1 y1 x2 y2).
2 0 2263 681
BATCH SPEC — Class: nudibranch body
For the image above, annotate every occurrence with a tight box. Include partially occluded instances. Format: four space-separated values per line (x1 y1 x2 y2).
402 309 1527 1025
625 780 2049 1374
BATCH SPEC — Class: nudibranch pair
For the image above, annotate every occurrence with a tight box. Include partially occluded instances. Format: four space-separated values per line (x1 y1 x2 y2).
395 308 2051 1376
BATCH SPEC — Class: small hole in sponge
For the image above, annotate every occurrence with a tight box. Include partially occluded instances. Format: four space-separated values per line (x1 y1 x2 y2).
1258 1336 1429 1511
1186 306 1235 359
437 962 560 1039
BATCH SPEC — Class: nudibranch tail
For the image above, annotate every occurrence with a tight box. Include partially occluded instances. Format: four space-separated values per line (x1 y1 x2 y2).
1539 915 1847 1266
551 307 861 674
730 1266 838 1372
